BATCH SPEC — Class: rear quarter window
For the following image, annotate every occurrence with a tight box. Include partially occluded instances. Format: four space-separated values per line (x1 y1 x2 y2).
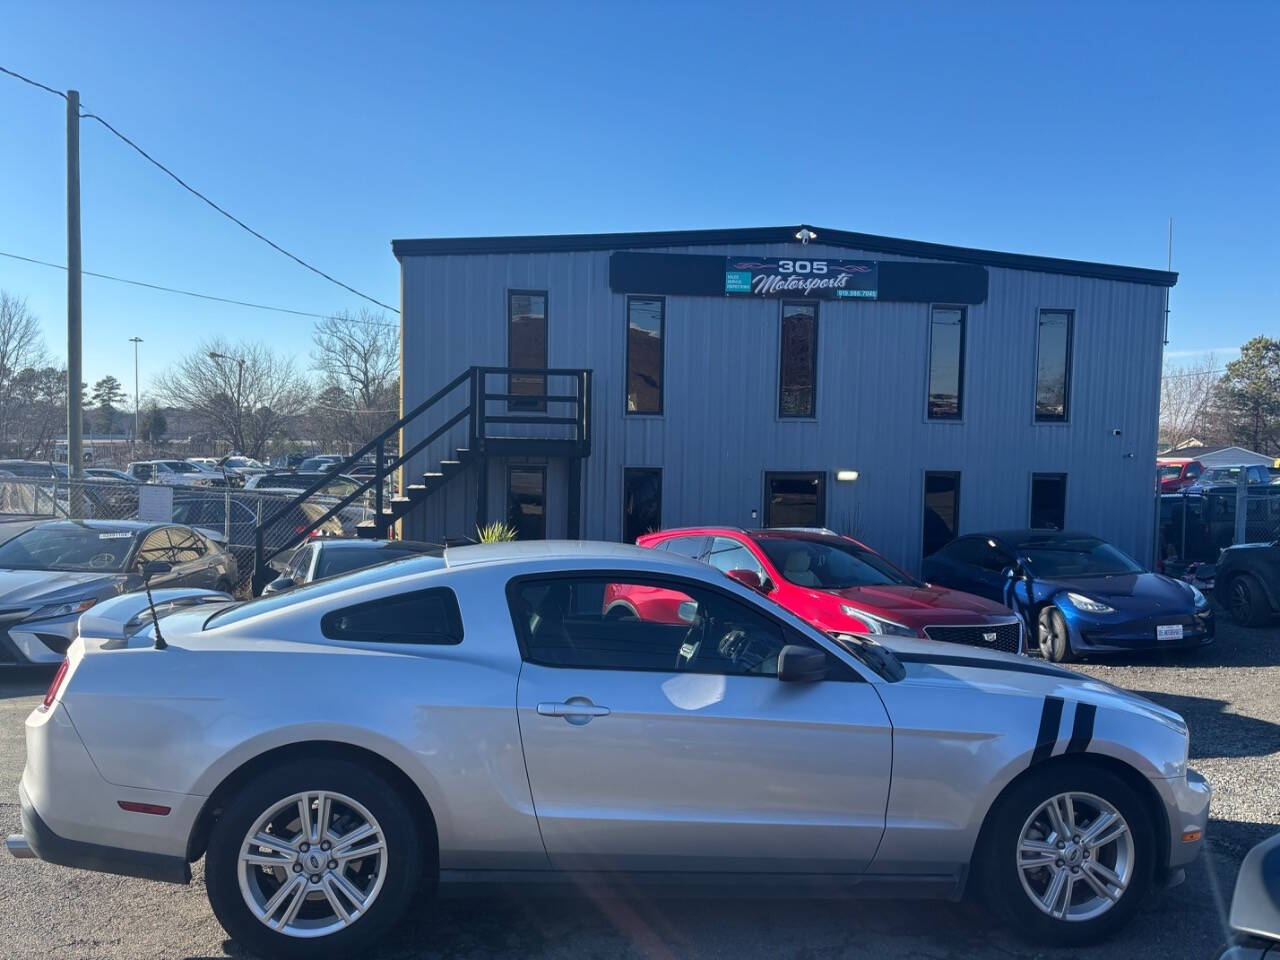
320 587 463 645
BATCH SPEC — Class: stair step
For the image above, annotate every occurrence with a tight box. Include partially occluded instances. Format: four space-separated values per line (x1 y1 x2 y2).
454 448 470 459
403 484 427 495
421 472 443 482
439 460 462 471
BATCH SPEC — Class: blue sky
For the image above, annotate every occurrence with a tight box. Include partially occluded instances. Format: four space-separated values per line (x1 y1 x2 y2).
2 0 1276 397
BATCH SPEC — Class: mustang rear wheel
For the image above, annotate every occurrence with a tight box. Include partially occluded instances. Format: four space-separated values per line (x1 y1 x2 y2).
981 763 1154 945
205 758 424 959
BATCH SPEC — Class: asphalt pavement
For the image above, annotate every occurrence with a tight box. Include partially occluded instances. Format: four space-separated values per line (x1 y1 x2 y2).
1 618 1277 960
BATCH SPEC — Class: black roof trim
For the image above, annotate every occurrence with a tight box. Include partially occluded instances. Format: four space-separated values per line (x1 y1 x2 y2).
391 224 1177 287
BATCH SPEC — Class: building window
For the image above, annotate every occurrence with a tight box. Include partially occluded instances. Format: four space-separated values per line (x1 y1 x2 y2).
626 296 664 415
506 465 546 540
922 471 961 558
764 472 826 528
508 290 547 411
1030 473 1067 530
779 301 818 418
1035 309 1073 421
927 306 965 419
622 468 662 543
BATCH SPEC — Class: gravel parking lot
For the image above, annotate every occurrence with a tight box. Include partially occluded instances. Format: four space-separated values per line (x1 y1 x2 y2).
1 618 1277 960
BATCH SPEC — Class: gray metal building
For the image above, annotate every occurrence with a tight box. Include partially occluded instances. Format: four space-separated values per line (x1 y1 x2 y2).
391 225 1176 573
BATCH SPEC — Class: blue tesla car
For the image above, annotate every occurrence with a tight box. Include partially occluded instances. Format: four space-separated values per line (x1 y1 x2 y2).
922 529 1214 661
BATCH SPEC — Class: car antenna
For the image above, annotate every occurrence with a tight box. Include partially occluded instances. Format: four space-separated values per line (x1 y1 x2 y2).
141 562 168 650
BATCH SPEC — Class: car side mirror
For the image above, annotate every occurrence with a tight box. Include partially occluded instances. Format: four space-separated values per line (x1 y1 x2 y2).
264 575 295 595
777 644 827 682
676 600 699 623
141 561 172 581
726 568 764 592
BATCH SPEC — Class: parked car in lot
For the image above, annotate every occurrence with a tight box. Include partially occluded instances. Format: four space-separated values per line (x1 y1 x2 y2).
127 459 226 487
0 519 236 665
1157 457 1205 492
636 526 1025 653
218 455 269 483
1216 832 1280 959
923 530 1214 662
262 539 441 594
298 455 343 473
1214 540 1280 627
1186 464 1273 495
84 467 139 483
6 541 1208 955
244 471 364 498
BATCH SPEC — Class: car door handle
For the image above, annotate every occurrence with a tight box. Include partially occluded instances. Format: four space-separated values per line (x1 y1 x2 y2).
537 700 611 723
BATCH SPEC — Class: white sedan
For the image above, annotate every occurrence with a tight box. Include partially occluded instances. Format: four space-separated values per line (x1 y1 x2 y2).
7 541 1209 958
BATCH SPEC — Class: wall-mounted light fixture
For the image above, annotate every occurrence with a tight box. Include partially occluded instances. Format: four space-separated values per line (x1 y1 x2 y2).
836 470 860 482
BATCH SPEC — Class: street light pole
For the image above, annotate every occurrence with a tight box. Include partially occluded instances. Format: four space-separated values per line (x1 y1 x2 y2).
66 89 84 517
129 336 142 447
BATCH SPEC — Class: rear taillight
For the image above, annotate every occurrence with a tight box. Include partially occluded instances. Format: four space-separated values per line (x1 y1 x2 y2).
42 658 70 709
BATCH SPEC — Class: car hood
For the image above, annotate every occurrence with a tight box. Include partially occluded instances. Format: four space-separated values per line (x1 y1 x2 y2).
0 568 124 608
1034 571 1195 611
825 583 1012 624
878 635 1187 730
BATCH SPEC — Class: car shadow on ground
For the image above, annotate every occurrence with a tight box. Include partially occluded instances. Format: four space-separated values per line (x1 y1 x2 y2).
1122 687 1280 759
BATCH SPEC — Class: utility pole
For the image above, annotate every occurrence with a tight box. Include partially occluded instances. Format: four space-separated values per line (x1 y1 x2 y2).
66 89 84 518
129 336 143 447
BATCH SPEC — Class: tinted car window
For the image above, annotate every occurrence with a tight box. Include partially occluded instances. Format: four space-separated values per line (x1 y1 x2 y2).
321 588 463 645
755 537 915 588
659 535 707 560
509 575 820 678
935 537 1010 571
1018 538 1143 576
315 546 427 580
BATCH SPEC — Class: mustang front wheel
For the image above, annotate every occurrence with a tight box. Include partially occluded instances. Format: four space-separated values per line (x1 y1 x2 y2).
205 758 424 959
982 763 1154 945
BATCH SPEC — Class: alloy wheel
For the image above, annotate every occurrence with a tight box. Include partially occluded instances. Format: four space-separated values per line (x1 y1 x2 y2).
1230 579 1253 622
237 790 388 938
1016 791 1134 922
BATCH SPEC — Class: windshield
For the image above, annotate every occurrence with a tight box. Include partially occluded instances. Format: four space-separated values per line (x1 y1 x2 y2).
1018 538 1143 577
0 525 137 572
206 550 446 627
1202 467 1242 483
316 546 428 579
226 457 262 468
1158 464 1185 478
755 537 915 589
162 461 200 474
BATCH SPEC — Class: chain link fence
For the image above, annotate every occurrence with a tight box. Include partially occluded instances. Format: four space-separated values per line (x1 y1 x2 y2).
0 477 377 596
1157 476 1280 578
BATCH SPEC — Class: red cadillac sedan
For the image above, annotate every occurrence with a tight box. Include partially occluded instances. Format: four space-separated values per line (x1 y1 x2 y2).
628 526 1025 655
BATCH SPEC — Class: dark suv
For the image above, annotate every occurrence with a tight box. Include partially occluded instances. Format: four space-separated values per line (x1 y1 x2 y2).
1215 540 1280 627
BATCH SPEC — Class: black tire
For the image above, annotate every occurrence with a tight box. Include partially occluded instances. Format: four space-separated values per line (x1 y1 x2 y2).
1037 606 1075 662
980 762 1155 946
1227 574 1271 627
205 758 425 960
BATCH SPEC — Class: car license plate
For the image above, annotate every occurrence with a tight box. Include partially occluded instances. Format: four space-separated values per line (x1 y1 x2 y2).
1157 624 1184 641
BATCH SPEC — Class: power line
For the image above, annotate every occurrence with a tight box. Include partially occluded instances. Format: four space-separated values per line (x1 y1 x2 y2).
2 64 399 314
0 250 396 327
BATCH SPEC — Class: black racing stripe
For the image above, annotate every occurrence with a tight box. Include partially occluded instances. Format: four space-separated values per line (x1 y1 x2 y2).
1065 702 1096 754
1032 696 1065 765
895 652 1079 680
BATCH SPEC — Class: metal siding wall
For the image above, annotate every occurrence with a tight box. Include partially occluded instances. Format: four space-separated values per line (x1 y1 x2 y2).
400 243 1166 570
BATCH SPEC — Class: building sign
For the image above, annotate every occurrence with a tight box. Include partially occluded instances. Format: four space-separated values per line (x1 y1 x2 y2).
724 257 878 299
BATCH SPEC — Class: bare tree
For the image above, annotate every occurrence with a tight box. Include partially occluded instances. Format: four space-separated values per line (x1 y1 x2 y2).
156 338 312 459
310 310 399 450
1160 353 1219 451
0 292 51 453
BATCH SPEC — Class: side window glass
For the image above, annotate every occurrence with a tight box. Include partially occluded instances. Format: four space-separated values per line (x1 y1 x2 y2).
171 529 205 562
660 535 707 560
509 576 827 679
135 529 171 566
288 547 312 581
321 588 463 645
707 537 765 578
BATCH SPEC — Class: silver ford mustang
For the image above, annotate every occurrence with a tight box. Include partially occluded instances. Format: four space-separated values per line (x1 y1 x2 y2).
6 541 1209 959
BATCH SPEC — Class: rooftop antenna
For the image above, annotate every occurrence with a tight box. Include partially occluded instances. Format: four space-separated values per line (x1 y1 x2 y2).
140 562 171 649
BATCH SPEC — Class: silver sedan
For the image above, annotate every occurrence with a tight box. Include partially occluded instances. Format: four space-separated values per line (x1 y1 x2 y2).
7 541 1209 959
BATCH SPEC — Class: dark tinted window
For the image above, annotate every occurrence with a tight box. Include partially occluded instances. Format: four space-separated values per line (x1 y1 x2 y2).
507 466 546 540
508 290 547 410
1030 473 1067 529
660 535 708 559
764 472 826 527
756 537 913 588
937 537 1012 572
509 576 819 678
779 301 817 418
626 296 664 415
922 471 960 557
1035 310 1073 421
623 468 662 543
321 588 463 645
1018 538 1142 577
927 306 965 419
316 546 428 580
